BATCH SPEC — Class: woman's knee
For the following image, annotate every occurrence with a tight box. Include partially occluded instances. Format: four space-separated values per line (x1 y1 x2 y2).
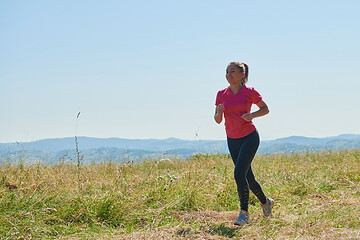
234 167 247 183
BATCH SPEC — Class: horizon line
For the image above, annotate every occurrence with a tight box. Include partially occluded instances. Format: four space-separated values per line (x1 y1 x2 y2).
1 133 359 144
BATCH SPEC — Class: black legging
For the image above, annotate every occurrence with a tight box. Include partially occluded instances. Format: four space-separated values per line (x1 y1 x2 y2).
227 130 267 211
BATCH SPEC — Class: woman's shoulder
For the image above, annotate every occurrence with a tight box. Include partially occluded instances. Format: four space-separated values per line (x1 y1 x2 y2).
217 87 230 95
242 85 256 91
242 85 260 94
218 86 230 92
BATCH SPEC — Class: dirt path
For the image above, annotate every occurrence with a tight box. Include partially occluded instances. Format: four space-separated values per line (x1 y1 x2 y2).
115 211 240 240
110 210 360 240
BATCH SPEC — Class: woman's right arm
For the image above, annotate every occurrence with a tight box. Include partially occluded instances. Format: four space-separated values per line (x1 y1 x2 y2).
214 104 225 124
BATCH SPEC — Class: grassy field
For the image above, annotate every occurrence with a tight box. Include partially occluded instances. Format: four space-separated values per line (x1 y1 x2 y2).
0 150 359 239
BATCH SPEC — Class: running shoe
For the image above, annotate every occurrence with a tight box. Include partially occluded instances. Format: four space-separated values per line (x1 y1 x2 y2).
234 210 250 226
261 198 274 218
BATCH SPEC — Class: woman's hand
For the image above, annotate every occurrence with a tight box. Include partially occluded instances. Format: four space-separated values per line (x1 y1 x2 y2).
216 104 225 114
242 100 269 122
241 113 254 122
214 104 225 124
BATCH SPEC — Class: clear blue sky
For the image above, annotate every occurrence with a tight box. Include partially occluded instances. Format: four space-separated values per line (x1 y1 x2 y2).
1 0 359 143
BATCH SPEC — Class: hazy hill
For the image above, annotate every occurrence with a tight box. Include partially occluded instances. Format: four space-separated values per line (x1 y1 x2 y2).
1 134 359 164
259 134 360 154
0 137 226 152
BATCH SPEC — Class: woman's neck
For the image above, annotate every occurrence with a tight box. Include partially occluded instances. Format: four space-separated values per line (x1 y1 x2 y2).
229 83 243 95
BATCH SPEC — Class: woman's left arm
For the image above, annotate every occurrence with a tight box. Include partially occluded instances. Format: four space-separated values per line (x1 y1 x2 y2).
241 100 269 121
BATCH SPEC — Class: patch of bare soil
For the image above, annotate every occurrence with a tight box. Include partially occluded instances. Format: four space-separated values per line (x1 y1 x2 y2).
113 211 246 240
61 210 359 239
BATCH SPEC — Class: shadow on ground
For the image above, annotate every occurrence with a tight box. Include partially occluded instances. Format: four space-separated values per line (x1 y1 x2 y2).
208 223 241 238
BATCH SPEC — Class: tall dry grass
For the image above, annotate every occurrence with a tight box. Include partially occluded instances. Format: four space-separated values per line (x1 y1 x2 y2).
0 150 359 239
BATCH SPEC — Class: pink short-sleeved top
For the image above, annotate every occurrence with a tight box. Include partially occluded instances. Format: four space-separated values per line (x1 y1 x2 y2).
215 85 262 139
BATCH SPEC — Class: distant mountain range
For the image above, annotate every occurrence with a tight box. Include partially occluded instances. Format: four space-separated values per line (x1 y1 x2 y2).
1 134 359 164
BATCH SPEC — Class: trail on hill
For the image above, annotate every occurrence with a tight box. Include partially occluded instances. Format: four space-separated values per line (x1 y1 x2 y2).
109 211 240 240
61 209 360 239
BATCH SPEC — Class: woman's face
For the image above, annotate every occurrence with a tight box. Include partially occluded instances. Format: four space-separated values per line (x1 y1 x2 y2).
226 65 244 85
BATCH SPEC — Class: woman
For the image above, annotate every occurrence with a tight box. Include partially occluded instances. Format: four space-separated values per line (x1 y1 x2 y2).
214 62 274 225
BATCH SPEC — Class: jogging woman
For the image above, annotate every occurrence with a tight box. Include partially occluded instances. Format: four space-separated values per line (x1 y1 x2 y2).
214 62 274 225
